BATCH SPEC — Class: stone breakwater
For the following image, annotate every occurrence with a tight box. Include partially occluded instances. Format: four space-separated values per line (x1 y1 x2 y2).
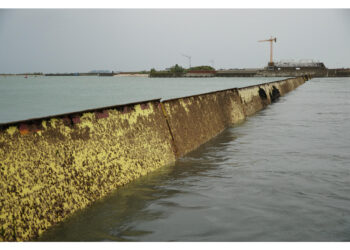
0 76 309 241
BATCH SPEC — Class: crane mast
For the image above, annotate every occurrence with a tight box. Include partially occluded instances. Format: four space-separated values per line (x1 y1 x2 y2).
259 36 277 69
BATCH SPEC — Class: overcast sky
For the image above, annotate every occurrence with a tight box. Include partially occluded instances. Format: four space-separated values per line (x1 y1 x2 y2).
0 9 349 73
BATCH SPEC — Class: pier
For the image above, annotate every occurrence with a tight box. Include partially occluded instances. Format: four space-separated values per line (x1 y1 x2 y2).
0 76 309 241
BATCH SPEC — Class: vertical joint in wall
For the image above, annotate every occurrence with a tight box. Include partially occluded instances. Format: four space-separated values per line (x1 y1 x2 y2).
159 102 178 157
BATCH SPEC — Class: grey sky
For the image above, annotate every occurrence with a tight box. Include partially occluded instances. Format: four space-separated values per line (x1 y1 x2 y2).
0 9 349 73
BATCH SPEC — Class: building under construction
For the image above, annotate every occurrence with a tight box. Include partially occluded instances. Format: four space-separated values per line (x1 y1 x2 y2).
216 60 349 77
260 60 328 77
273 60 326 70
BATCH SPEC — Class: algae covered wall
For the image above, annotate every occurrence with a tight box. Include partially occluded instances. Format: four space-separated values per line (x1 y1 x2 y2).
0 76 308 241
237 76 308 117
0 100 175 241
162 89 245 157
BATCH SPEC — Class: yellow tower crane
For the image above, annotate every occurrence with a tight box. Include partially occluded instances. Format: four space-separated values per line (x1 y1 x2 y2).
259 36 277 69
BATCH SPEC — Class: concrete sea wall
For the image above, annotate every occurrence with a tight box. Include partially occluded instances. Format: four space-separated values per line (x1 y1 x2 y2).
162 89 245 157
0 100 176 241
0 76 309 241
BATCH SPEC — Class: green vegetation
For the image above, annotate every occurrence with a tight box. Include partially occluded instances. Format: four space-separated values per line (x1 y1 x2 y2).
149 70 174 77
149 64 185 77
149 64 216 77
169 64 185 75
187 65 215 72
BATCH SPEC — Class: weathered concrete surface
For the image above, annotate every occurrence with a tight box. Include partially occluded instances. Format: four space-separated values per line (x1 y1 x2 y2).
0 76 308 241
237 85 267 116
0 101 175 241
237 76 308 117
274 77 305 96
162 89 245 157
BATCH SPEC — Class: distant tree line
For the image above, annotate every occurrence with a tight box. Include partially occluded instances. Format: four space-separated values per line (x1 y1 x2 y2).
187 66 215 71
150 64 215 77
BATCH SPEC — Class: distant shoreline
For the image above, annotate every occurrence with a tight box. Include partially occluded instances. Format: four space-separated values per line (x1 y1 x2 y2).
0 73 150 77
114 73 148 77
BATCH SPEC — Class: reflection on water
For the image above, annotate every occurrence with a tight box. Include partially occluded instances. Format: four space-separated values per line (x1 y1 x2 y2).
40 130 236 242
40 78 350 241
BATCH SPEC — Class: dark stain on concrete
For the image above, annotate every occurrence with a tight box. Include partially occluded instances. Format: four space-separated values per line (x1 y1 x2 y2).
70 127 90 141
270 86 281 102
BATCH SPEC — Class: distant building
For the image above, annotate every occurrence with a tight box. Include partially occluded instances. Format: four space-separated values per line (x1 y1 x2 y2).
274 60 326 70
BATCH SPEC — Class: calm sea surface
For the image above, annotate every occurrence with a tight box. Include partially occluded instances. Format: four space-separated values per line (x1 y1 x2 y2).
2 76 350 241
0 76 284 124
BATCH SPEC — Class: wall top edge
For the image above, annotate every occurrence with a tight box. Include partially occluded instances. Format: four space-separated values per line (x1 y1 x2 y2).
0 76 303 128
0 98 162 128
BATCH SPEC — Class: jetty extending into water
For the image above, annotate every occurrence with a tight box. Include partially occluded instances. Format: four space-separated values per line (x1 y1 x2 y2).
0 76 309 241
